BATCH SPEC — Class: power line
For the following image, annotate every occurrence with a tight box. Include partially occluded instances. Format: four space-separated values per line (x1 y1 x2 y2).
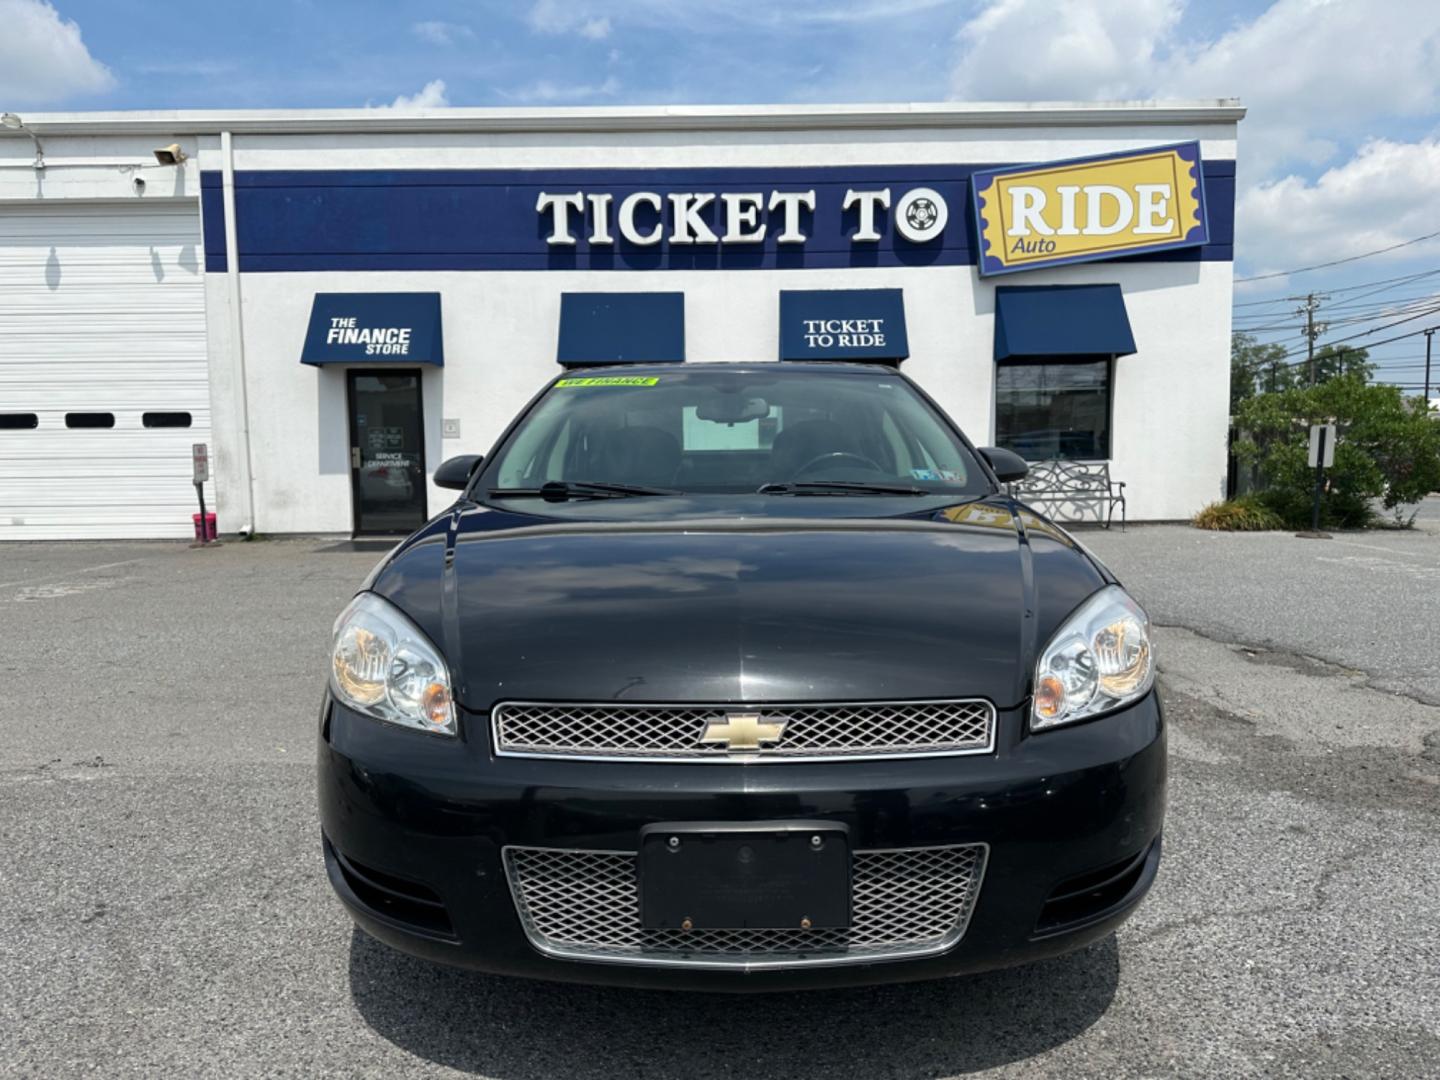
1318 273 1440 308
1298 290 1440 314
1234 230 1440 283
1310 305 1440 351
1234 298 1440 330
1233 269 1440 313
1243 303 1440 361
1247 311 1440 372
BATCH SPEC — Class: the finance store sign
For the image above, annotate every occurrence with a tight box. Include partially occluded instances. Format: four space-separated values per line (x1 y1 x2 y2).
971 142 1210 275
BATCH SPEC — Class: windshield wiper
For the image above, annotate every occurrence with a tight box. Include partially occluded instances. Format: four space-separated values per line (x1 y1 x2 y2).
757 480 930 496
488 480 681 502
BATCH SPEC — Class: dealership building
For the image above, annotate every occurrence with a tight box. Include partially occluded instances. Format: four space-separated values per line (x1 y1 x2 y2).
0 101 1241 540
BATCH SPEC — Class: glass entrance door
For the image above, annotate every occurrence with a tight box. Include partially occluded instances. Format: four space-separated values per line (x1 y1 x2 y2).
346 370 427 535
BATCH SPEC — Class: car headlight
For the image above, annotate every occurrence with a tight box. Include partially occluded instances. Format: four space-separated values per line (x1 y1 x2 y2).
330 592 456 736
1032 585 1153 731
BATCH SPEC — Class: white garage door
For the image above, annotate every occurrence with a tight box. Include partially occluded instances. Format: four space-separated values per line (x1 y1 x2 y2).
0 201 211 540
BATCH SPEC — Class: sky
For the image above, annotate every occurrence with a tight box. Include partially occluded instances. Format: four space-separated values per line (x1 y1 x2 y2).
2 0 1438 391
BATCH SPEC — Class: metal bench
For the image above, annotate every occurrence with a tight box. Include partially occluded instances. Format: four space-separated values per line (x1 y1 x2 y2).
1011 460 1127 529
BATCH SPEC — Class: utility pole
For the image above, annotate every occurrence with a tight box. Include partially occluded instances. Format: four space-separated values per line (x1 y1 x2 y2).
1294 293 1329 386
1425 327 1435 410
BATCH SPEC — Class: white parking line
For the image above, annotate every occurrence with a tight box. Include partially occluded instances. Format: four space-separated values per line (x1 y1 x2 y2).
0 558 148 591
1325 537 1439 561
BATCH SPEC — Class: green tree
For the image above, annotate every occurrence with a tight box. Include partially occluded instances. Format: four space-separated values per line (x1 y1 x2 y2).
1232 374 1440 528
1308 344 1374 384
1230 332 1291 411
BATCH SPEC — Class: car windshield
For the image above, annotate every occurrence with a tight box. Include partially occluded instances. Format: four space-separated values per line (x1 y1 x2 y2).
487 367 990 496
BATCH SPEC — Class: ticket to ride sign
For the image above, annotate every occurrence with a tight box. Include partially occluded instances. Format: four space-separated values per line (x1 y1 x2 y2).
972 142 1209 276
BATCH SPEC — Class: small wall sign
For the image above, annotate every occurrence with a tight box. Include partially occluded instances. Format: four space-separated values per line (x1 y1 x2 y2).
779 288 909 362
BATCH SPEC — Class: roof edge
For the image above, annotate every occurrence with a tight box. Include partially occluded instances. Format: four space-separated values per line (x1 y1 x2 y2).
0 100 1246 138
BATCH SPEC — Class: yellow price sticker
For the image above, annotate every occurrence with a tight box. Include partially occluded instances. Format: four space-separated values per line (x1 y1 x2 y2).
554 376 661 387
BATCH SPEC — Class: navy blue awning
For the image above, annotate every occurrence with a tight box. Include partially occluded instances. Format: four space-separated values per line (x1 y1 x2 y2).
301 292 443 366
993 284 1136 361
557 292 685 365
779 288 908 362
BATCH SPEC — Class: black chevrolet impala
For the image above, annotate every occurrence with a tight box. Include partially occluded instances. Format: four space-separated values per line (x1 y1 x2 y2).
318 362 1163 990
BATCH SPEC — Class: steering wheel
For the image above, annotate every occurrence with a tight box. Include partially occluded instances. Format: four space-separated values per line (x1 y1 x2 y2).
793 451 885 478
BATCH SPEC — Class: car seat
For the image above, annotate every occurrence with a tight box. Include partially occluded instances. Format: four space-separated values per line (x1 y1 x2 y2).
768 419 863 479
594 426 682 487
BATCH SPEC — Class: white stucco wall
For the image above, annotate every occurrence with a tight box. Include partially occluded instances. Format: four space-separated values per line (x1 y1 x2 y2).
3 105 1238 534
212 255 1230 531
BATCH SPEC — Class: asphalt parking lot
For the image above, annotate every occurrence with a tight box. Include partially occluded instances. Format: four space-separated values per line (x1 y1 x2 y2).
2 519 1439 1078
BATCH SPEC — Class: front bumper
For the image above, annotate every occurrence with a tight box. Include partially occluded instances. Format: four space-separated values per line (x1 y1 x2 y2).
317 691 1165 991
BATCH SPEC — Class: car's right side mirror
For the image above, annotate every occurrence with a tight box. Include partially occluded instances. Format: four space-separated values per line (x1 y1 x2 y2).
434 454 484 491
978 447 1028 483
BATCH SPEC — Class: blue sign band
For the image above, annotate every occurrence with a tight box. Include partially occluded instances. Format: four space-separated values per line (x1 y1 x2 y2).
201 163 1233 274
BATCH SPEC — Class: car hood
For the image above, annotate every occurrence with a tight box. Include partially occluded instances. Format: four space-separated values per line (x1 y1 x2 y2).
369 501 1109 712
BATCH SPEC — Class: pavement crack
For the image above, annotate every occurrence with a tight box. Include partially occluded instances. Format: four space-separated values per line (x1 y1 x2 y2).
1150 619 1440 709
1135 843 1370 946
1132 902 1296 945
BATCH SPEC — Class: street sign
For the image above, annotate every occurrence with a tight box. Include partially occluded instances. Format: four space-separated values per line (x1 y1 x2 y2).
1307 424 1335 468
192 443 210 484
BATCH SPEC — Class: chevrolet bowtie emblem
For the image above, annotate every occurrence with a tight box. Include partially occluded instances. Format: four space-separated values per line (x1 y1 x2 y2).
700 711 787 752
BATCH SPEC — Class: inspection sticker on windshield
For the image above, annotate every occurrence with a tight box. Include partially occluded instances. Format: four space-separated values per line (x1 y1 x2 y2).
555 376 660 387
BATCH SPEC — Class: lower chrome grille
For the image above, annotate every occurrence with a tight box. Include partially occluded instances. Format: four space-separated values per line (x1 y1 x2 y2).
504 843 988 969
492 699 996 762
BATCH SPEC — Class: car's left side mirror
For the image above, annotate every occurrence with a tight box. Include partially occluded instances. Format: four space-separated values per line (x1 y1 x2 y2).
978 447 1028 483
434 454 483 491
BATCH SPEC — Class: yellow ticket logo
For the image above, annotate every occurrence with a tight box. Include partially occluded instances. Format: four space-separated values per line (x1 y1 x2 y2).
973 142 1208 276
554 376 660 387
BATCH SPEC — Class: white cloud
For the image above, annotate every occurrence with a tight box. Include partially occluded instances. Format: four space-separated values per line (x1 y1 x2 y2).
529 0 589 35
412 20 474 46
0 0 113 105
499 75 621 103
528 1 612 39
947 0 1440 272
1236 139 1440 279
545 0 953 30
951 0 1181 101
1173 0 1440 176
375 79 450 110
135 59 237 77
949 0 1440 175
579 16 612 39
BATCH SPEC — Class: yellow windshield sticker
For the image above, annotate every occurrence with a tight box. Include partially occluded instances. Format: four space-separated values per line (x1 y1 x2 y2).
554 376 660 387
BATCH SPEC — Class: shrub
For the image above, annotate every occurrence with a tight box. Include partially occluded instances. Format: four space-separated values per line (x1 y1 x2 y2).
1193 497 1285 531
1231 376 1440 530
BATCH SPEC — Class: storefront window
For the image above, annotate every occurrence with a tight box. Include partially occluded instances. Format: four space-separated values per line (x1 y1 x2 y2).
995 357 1111 461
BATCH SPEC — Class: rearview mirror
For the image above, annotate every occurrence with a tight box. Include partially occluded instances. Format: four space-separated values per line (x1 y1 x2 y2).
978 447 1028 483
434 454 483 491
695 396 770 424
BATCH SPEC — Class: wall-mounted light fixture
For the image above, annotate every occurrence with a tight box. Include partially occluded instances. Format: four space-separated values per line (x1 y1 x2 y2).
1 113 45 171
153 143 187 166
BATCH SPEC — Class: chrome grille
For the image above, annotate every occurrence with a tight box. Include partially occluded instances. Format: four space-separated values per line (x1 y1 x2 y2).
492 699 995 762
504 843 987 969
